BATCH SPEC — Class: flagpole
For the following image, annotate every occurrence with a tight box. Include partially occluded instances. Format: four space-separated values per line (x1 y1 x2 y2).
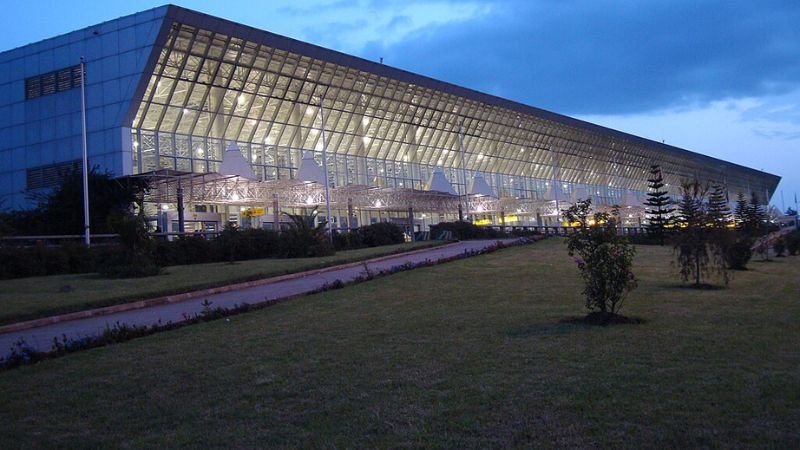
80 57 91 247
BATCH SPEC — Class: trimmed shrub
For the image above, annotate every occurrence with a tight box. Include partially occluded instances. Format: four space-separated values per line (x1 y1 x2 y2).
430 221 506 240
360 222 405 247
724 234 754 270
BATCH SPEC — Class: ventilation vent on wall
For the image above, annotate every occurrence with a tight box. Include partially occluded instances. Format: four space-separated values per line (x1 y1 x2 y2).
26 160 82 190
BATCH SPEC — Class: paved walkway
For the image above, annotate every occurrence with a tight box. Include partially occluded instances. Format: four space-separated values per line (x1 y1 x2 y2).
1 239 520 353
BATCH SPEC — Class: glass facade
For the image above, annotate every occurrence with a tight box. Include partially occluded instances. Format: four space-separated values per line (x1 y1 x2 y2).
128 18 779 226
0 5 781 225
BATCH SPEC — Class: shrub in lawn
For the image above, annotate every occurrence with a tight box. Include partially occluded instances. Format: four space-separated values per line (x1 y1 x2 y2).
786 232 800 256
430 221 506 240
98 213 160 278
360 222 405 247
724 233 754 270
773 237 787 257
332 230 364 251
563 199 638 315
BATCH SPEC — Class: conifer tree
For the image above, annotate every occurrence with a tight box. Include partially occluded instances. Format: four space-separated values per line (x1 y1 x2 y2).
643 164 675 245
706 184 731 229
673 181 729 287
734 192 748 229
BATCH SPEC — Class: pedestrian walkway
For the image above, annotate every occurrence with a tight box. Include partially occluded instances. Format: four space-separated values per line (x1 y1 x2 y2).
0 239 521 353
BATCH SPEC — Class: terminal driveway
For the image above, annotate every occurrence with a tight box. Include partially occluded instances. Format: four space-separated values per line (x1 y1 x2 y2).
1 239 519 353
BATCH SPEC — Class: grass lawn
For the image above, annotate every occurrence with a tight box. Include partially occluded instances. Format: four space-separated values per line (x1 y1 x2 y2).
1 239 798 448
0 241 442 325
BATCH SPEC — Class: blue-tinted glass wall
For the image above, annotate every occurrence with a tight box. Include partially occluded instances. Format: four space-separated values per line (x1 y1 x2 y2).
0 6 167 210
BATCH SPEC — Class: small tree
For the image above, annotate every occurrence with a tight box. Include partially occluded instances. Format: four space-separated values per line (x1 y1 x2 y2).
673 181 729 287
643 165 675 245
563 199 638 315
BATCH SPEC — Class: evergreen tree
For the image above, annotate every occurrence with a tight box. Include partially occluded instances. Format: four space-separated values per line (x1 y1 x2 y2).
673 181 729 287
706 184 731 229
643 164 675 245
734 192 748 229
736 192 767 237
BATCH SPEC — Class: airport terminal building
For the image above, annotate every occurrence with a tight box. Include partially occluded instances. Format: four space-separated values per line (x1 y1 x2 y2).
0 5 781 233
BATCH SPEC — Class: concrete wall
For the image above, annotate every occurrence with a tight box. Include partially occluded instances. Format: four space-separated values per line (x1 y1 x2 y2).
0 6 167 210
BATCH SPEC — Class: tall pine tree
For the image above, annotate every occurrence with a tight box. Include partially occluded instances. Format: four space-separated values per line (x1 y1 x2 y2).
643 164 675 245
706 184 731 229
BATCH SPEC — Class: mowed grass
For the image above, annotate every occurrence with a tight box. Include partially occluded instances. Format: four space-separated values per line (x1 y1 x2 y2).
0 241 442 325
1 239 798 448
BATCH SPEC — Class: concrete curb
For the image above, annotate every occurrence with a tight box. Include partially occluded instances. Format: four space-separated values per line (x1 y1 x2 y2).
0 242 458 335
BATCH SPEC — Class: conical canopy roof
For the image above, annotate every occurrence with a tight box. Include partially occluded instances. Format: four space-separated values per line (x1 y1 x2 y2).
296 151 326 184
469 172 496 197
219 142 257 180
426 166 457 195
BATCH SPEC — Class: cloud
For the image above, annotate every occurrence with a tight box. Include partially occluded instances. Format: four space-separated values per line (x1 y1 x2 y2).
356 0 800 115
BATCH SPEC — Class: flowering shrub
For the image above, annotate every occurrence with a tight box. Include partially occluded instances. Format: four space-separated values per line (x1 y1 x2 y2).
564 199 638 314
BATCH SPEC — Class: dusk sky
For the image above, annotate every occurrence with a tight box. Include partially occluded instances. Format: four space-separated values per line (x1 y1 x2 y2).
3 0 799 210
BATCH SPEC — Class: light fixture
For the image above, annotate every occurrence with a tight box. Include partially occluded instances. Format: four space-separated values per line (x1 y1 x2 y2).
306 195 315 205
231 193 240 201
161 204 169 211
374 199 383 208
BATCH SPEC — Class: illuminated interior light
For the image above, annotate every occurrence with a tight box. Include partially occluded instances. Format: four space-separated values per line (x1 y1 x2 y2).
237 94 245 104
161 204 169 211
374 199 383 208
231 193 240 201
306 195 315 205
183 108 189 114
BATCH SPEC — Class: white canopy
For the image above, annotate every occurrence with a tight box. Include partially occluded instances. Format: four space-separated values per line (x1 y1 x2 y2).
219 142 257 180
426 166 457 195
296 151 326 184
469 172 496 197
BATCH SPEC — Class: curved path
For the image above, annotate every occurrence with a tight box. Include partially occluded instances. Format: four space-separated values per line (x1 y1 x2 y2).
1 239 520 353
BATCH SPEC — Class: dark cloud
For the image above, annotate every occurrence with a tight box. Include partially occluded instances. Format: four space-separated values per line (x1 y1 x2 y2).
362 0 800 115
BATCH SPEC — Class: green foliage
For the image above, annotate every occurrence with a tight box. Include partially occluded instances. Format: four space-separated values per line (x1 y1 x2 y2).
786 231 800 256
734 192 768 237
643 164 675 245
280 209 335 258
0 243 95 279
563 199 638 314
333 222 406 250
673 181 729 286
723 234 754 270
429 221 506 240
97 213 160 278
706 184 732 228
773 237 786 257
